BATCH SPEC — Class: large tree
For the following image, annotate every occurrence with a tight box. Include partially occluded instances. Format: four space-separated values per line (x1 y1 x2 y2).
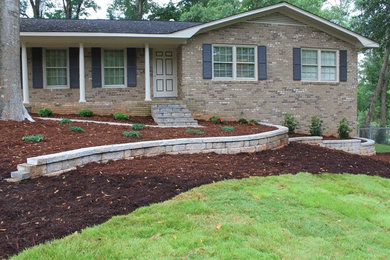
45 0 99 19
107 0 150 20
0 0 33 121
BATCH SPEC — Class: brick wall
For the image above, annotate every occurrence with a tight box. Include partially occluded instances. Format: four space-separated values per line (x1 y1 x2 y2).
180 22 358 135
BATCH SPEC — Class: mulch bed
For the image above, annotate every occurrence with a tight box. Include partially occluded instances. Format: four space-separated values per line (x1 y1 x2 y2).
31 113 157 125
289 133 354 140
0 119 275 180
372 153 390 164
1 142 390 258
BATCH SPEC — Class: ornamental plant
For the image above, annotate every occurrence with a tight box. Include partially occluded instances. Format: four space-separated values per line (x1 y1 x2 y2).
132 124 147 130
310 116 324 136
78 109 93 117
237 118 248 124
338 118 352 139
70 126 85 133
249 119 259 126
221 126 235 132
210 116 225 124
123 131 141 138
283 113 298 134
60 118 73 124
114 112 130 120
22 135 44 142
38 108 53 117
186 128 204 135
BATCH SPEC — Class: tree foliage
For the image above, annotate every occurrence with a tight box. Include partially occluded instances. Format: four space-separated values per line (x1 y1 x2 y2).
107 0 151 20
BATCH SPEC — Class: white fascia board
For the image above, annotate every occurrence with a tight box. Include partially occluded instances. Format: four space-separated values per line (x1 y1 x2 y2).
20 31 189 39
173 2 379 48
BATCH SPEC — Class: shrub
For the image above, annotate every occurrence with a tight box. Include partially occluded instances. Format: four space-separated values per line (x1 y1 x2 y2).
70 126 85 133
60 118 73 124
249 119 259 126
38 108 53 117
123 131 141 138
221 126 235 132
132 123 147 130
78 109 93 117
237 118 248 124
283 113 298 134
310 116 324 136
338 118 352 139
114 112 130 120
187 128 204 135
22 135 44 142
209 116 225 124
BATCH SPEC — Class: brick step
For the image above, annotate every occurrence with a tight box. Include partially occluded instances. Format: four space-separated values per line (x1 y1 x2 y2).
151 102 198 127
155 117 198 123
153 112 193 118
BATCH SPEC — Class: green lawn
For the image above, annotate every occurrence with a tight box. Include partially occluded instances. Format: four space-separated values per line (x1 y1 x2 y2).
14 173 390 259
375 143 390 153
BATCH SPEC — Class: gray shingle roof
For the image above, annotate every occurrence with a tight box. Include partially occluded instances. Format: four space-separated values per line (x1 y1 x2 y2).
20 19 202 34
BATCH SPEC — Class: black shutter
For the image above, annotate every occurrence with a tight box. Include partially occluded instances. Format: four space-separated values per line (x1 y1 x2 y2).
69 48 79 89
91 48 102 88
258 45 267 80
202 44 212 79
293 48 301 81
127 48 137 87
339 50 347 82
20 48 23 89
32 48 43 89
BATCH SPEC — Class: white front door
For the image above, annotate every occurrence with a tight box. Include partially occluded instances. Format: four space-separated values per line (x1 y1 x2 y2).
153 50 178 98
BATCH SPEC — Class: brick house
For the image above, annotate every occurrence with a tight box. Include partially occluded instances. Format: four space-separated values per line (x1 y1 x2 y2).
20 2 378 134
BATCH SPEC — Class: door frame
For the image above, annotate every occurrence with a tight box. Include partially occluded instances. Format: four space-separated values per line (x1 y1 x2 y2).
152 49 178 98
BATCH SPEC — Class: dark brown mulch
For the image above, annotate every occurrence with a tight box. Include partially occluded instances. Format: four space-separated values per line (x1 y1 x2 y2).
1 142 390 259
0 119 275 180
31 113 157 125
372 153 390 164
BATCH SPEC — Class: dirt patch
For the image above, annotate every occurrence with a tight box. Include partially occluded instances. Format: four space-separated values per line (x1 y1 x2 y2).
372 153 390 163
1 142 389 258
0 119 275 180
31 113 157 125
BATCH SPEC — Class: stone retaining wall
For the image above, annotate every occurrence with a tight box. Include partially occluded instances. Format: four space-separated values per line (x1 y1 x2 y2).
11 123 288 180
289 136 376 156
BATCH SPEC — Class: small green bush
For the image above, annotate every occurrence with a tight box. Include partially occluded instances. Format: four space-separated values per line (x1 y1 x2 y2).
338 118 352 139
209 116 225 124
22 135 44 142
60 118 73 124
221 126 235 132
249 119 259 126
114 112 130 120
123 131 141 138
38 108 53 117
78 109 93 117
283 113 298 134
70 126 85 133
237 118 248 124
310 116 324 136
132 123 147 130
186 128 204 135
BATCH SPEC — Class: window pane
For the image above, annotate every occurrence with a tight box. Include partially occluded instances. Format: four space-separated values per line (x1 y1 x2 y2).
321 51 336 66
237 64 255 78
47 68 67 86
104 68 125 85
302 65 318 80
213 47 232 62
237 47 255 63
214 63 233 78
321 67 336 81
302 50 318 65
46 49 67 67
104 50 124 67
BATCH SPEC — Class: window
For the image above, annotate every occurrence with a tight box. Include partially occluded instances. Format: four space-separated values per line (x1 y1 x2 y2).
45 49 68 88
302 49 337 81
213 45 256 80
103 49 125 87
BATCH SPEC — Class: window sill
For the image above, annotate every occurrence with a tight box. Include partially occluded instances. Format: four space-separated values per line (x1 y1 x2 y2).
211 78 258 83
301 81 340 86
44 86 70 90
102 85 127 89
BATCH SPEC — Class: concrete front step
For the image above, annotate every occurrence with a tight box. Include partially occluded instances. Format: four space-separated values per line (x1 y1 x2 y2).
151 102 198 127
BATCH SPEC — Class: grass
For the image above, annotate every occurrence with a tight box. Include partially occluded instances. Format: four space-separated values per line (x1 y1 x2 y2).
13 173 390 259
375 143 390 153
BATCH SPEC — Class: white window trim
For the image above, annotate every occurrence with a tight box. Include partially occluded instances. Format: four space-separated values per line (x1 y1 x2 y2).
212 44 258 81
101 48 127 88
301 48 339 83
43 48 70 89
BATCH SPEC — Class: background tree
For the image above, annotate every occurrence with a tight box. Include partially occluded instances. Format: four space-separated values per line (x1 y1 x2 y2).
107 0 150 20
20 0 53 18
0 0 33 121
45 0 99 19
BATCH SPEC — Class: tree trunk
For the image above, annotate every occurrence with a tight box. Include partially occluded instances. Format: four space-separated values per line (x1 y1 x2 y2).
63 0 73 19
29 0 42 18
365 47 390 126
0 0 33 121
380 66 389 126
136 0 145 20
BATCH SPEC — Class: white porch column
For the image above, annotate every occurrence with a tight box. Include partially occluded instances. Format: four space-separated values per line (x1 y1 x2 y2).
21 43 29 104
79 43 86 103
144 43 151 101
